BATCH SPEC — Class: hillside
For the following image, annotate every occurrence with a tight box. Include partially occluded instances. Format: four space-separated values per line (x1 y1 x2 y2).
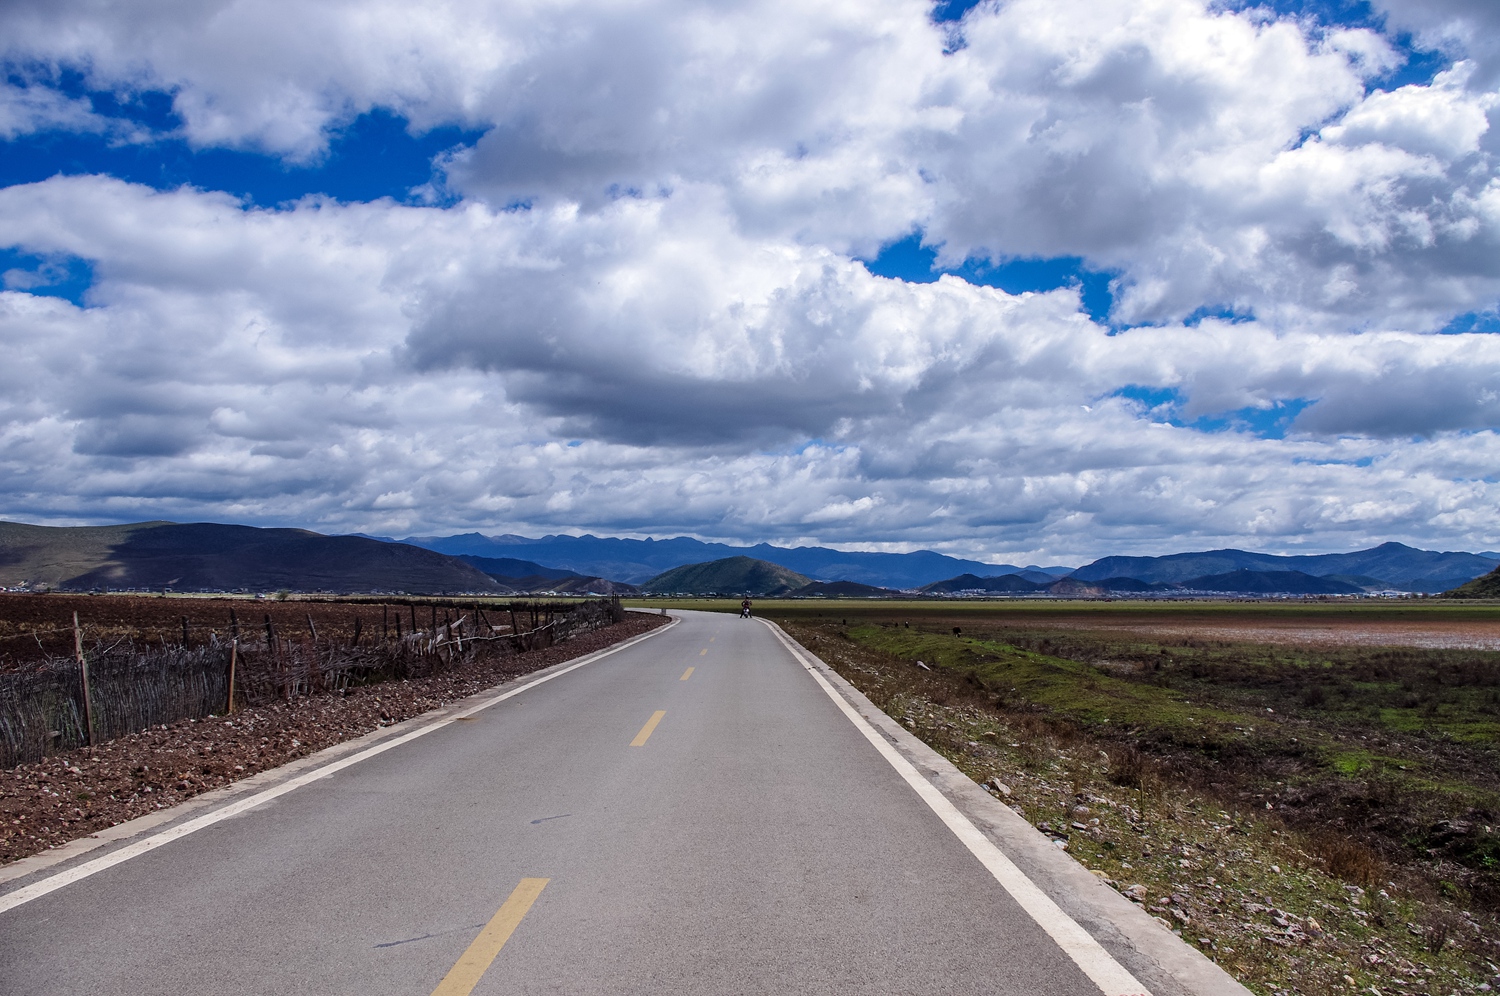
789 580 896 598
454 555 581 582
919 574 1043 594
1178 569 1363 595
1071 542 1495 591
0 520 503 594
1096 577 1172 592
399 532 1040 588
1442 566 1500 598
640 557 811 596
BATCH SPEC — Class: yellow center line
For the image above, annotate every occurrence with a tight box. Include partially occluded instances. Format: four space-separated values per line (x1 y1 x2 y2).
630 710 667 746
431 878 549 996
699 648 707 656
680 666 694 681
709 636 715 642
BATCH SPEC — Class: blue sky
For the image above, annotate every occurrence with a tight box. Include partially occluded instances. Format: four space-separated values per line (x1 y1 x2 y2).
0 0 1497 563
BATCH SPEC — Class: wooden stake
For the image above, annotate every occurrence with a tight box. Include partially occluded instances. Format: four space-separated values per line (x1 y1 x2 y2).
74 612 94 748
226 638 238 714
181 615 191 649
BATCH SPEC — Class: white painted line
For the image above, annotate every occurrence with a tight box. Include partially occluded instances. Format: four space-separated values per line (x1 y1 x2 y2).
0 617 678 915
763 620 1150 996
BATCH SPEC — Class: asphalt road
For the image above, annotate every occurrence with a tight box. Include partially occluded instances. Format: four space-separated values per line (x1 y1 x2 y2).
0 610 1137 995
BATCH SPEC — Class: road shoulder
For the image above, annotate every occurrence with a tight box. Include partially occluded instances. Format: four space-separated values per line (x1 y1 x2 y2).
766 619 1253 996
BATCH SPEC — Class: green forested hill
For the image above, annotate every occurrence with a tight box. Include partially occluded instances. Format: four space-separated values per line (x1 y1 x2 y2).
1442 566 1500 598
641 556 811 596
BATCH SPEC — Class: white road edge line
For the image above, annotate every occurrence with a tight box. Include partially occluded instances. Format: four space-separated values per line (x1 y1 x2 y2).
763 620 1151 996
0 615 679 916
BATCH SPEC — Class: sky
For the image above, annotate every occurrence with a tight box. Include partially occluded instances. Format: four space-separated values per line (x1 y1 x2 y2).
1 0 1499 565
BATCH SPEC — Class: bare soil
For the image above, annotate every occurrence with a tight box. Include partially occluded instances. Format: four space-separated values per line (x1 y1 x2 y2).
1040 618 1500 651
0 612 667 865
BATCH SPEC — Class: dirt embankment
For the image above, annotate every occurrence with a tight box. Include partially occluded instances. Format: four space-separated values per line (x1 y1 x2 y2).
0 612 668 865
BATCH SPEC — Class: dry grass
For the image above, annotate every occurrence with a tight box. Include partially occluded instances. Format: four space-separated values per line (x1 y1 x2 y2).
775 612 1500 995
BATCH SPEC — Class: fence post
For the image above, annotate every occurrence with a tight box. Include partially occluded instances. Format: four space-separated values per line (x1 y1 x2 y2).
181 615 190 649
226 638 237 714
73 611 95 748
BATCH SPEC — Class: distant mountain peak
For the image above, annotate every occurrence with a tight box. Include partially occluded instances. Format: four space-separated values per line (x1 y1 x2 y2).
641 557 811 596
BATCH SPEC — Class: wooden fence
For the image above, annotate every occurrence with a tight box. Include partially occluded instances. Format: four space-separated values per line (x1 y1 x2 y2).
0 598 622 768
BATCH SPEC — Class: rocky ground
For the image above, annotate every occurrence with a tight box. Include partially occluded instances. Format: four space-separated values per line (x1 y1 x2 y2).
0 612 668 865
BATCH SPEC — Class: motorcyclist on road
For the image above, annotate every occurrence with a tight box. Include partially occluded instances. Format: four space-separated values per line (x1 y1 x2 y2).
740 598 752 619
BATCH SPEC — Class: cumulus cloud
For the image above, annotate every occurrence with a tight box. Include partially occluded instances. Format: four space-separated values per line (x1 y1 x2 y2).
3 0 1498 328
0 1 1498 559
0 175 1496 561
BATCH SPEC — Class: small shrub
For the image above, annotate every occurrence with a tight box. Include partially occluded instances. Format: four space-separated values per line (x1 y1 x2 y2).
1425 909 1461 954
1108 745 1149 789
1310 832 1383 887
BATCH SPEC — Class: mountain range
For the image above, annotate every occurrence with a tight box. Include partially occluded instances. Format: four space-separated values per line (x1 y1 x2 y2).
1068 542 1496 593
402 533 1497 593
4 518 1496 597
0 520 503 593
915 568 1365 597
395 532 1070 588
453 555 640 596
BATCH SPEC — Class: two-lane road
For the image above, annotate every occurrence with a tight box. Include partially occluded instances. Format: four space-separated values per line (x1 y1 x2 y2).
1 611 1147 995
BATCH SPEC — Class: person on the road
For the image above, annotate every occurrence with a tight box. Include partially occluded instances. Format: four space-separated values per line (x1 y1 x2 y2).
740 598 752 618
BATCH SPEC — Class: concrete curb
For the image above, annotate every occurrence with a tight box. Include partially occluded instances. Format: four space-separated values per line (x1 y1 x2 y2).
0 613 679 894
767 621 1253 996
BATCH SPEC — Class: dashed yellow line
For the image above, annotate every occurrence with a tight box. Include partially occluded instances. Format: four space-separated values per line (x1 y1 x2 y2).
700 648 707 656
680 667 694 681
431 878 548 996
631 710 667 746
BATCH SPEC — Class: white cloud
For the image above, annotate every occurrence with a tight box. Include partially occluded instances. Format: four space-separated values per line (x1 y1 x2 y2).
0 82 113 139
1 0 1494 329
0 176 1496 562
0 1 1499 559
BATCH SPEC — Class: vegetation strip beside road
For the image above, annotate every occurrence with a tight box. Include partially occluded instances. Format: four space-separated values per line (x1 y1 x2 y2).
757 603 1500 996
0 613 668 866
